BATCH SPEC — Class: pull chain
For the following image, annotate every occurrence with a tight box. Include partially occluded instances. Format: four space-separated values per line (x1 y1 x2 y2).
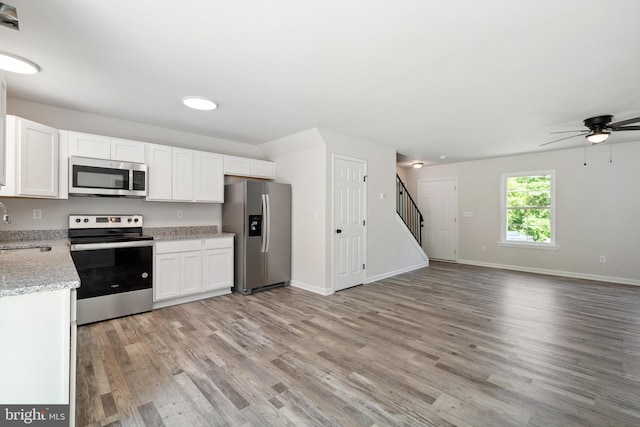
609 143 613 163
583 141 587 166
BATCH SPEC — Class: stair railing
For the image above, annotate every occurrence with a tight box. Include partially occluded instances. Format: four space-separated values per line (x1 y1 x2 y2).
396 174 424 245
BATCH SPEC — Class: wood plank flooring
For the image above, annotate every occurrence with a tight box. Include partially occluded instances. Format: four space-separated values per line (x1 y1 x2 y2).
75 261 640 426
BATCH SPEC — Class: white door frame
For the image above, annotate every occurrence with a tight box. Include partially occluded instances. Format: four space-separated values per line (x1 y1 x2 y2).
331 153 367 292
418 177 458 261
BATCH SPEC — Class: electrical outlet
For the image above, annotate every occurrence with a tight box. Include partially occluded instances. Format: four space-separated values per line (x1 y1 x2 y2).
177 210 184 219
33 209 42 220
599 255 606 263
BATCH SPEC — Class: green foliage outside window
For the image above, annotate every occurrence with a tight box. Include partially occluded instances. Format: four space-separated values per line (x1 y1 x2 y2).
506 175 551 243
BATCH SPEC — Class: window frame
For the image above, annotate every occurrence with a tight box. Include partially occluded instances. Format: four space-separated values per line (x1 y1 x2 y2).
499 170 559 250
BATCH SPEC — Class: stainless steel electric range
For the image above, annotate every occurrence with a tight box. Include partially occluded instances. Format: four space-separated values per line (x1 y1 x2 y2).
69 214 153 325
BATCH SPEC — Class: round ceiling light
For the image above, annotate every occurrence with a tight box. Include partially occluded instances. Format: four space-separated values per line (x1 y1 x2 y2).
0 51 39 74
182 96 217 111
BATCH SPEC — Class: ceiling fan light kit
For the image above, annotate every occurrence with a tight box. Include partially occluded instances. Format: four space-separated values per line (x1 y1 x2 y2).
586 130 610 144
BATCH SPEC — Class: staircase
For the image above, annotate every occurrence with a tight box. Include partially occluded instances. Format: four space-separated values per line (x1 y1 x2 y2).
396 174 424 245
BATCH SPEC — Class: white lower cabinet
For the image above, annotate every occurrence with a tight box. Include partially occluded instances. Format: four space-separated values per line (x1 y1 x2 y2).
0 288 75 408
180 250 203 295
203 238 234 292
154 239 201 301
153 236 233 308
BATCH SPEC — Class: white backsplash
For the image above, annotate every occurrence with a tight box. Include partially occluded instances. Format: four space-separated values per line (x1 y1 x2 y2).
0 196 221 231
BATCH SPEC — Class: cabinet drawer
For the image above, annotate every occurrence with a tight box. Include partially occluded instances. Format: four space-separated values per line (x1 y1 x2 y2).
204 237 233 250
155 239 202 253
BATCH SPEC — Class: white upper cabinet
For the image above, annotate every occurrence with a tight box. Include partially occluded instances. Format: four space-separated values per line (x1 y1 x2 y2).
111 138 146 163
194 150 223 202
147 143 223 203
66 131 145 163
67 132 110 159
146 143 173 200
251 159 275 178
0 115 59 198
223 155 274 179
171 148 193 201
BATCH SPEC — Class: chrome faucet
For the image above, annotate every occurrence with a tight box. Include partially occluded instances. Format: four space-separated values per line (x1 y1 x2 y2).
0 202 10 224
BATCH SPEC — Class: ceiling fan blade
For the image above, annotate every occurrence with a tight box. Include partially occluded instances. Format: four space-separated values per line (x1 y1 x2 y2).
539 132 588 146
550 130 586 134
612 125 640 131
609 116 640 128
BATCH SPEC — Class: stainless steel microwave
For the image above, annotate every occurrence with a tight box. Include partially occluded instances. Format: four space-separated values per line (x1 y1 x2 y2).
69 156 147 197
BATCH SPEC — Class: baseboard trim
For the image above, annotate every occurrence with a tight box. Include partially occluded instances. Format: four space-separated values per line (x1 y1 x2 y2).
153 288 232 309
290 280 334 296
366 261 429 284
456 259 640 287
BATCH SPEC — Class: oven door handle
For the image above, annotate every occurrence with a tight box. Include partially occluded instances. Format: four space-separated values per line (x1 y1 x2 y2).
71 240 154 251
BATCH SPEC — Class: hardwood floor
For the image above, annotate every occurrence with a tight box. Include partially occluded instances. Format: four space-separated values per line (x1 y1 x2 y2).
75 261 640 426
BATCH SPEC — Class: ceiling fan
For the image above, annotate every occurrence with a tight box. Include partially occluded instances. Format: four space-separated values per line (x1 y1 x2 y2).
540 114 640 146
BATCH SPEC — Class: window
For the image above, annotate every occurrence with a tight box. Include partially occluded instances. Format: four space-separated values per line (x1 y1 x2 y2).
500 171 557 248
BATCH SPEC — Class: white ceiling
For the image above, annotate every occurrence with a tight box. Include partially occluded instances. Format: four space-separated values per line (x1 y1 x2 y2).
3 0 640 165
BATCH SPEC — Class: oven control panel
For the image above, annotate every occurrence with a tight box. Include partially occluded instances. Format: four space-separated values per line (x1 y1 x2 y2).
69 214 144 229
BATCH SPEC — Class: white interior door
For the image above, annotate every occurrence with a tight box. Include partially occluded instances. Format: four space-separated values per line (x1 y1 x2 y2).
333 155 366 291
419 179 457 261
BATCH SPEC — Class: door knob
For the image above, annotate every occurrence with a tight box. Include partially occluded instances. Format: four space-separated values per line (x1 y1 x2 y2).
336 229 342 233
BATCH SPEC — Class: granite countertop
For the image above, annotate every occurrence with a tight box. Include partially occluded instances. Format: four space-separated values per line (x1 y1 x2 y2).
0 226 233 298
0 238 81 298
146 226 234 241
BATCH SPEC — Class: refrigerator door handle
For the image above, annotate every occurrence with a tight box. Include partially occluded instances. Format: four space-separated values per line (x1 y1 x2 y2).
261 194 267 253
265 193 271 253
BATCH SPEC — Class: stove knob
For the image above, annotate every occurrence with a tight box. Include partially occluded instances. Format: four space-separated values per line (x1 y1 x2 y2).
75 218 81 223
127 218 132 223
83 218 89 223
134 218 139 223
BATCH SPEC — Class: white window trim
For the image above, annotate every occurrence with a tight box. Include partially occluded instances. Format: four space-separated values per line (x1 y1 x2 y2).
499 170 559 250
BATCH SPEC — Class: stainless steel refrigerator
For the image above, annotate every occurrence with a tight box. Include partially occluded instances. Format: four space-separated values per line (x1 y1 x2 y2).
222 180 291 294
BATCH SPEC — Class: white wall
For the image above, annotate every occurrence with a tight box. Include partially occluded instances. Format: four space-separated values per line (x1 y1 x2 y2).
263 127 428 295
407 141 640 285
319 128 428 285
396 166 410 185
8 99 262 157
262 129 328 294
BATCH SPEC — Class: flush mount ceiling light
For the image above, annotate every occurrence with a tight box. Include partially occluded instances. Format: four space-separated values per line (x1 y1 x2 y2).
182 96 217 111
412 162 423 169
0 51 39 74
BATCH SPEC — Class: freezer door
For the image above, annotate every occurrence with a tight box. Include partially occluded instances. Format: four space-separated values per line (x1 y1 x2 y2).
245 181 266 290
265 182 291 285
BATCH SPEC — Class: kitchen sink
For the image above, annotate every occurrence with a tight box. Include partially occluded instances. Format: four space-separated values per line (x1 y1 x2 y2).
0 244 52 254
